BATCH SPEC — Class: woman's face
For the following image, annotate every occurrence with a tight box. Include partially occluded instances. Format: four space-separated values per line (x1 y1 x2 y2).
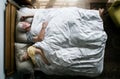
21 22 31 32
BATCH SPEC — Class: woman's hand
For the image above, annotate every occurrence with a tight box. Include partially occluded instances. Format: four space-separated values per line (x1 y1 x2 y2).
20 52 29 62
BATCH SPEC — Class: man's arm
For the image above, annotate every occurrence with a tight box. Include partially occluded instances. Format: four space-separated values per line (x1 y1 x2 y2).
38 22 48 41
20 15 34 21
33 22 48 42
25 15 34 18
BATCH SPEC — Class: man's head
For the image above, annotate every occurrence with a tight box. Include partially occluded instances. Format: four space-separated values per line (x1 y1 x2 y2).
17 21 31 32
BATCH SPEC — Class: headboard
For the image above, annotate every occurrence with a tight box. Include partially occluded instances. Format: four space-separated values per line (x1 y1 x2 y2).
5 2 16 76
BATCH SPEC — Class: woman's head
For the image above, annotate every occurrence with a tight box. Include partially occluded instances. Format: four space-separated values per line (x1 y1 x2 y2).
20 52 30 61
17 21 31 32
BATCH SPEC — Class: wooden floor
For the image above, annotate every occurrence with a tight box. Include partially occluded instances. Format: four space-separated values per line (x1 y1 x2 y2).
33 0 110 9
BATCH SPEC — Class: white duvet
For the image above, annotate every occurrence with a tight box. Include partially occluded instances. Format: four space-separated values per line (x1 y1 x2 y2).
31 7 107 77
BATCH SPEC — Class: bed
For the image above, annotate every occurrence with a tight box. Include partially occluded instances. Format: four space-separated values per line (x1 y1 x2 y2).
13 7 108 77
5 0 107 78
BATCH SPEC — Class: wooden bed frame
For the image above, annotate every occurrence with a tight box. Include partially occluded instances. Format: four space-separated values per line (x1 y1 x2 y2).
5 0 34 76
5 2 16 76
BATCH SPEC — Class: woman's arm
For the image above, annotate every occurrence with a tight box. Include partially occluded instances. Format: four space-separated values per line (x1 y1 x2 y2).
22 46 50 65
34 47 50 65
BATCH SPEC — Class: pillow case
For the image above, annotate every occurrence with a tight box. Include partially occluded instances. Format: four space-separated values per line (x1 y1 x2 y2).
15 27 28 43
17 7 37 22
15 43 34 73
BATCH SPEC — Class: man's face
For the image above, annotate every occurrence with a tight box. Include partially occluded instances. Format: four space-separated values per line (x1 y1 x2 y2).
21 22 31 32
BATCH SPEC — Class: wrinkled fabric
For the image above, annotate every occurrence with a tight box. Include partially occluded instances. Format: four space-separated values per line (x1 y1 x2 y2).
31 7 107 77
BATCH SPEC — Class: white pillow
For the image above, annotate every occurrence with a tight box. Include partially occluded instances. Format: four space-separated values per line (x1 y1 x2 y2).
17 10 33 22
17 7 37 22
15 27 28 43
15 43 34 73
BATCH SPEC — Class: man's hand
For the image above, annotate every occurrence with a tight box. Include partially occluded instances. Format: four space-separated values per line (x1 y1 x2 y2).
33 36 43 42
42 22 48 29
33 21 48 42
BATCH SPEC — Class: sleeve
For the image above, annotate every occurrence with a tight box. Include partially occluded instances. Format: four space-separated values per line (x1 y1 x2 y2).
26 32 34 43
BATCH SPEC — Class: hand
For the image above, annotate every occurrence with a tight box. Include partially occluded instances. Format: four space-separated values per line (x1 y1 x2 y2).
42 22 48 29
20 52 29 61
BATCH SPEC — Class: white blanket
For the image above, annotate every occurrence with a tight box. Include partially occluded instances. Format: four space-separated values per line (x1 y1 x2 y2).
31 7 107 77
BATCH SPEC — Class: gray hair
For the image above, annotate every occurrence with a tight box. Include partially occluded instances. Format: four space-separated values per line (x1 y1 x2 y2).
17 22 26 32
